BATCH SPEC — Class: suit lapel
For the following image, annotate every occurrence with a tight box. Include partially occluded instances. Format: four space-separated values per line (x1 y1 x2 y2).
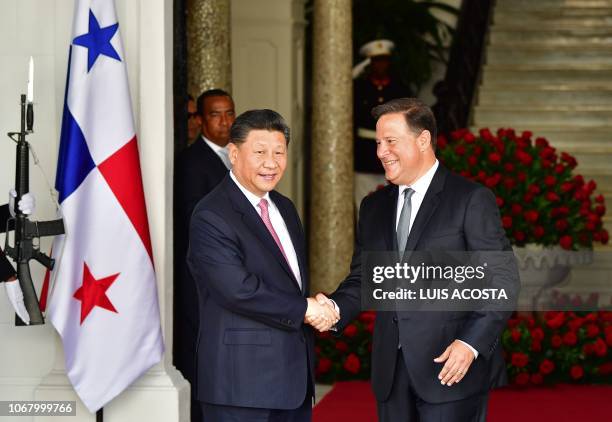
226 177 302 293
403 165 448 253
272 192 307 295
381 185 399 252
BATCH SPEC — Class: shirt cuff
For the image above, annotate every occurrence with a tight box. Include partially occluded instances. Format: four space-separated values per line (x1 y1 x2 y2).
457 340 479 359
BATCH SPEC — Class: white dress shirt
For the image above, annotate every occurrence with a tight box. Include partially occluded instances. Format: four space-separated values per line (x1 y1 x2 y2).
394 160 478 359
202 135 232 169
229 171 302 289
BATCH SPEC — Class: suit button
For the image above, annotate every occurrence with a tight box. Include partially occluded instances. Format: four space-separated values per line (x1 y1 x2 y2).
392 316 398 323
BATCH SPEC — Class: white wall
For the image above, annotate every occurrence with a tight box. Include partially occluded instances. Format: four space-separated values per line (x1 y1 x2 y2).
0 1 186 420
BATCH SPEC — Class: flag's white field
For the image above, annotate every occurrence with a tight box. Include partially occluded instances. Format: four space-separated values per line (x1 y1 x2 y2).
48 0 163 412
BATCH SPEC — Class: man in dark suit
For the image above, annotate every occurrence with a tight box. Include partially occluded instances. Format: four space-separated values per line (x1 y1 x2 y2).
174 88 236 422
319 98 519 421
1 190 36 323
187 109 337 421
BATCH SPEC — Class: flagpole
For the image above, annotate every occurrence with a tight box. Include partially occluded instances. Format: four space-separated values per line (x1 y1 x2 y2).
96 408 103 422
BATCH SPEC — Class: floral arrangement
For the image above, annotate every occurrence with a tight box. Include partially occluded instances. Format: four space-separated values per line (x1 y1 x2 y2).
315 311 375 384
436 128 609 249
315 309 612 385
502 310 612 385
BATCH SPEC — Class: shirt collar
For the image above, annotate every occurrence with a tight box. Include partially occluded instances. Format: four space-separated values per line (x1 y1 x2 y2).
201 135 228 155
399 160 439 196
229 170 271 208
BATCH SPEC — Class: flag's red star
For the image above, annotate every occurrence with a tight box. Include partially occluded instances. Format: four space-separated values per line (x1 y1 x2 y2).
73 263 119 324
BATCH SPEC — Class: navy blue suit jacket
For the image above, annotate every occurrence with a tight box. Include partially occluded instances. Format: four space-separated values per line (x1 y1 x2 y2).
331 164 519 404
187 175 314 409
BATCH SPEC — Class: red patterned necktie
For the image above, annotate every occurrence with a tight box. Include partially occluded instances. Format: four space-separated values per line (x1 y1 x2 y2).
258 198 290 265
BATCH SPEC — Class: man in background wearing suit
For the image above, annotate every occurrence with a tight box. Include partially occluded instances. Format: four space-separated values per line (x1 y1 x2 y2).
174 88 236 422
319 98 518 421
188 109 338 421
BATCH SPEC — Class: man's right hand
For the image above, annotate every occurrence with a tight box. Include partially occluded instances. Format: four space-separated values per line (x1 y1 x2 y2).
305 297 339 332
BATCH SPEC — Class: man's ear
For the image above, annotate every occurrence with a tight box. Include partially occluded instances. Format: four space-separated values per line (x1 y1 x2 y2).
418 130 432 152
228 142 238 164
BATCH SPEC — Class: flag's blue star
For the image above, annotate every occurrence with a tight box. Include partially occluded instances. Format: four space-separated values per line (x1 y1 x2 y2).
73 10 121 72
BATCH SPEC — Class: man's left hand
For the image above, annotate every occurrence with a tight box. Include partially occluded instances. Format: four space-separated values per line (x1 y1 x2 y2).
434 340 475 386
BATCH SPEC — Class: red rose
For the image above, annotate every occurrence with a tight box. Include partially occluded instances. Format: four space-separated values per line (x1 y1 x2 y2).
546 312 566 329
574 175 585 185
335 341 348 353
599 230 609 244
463 132 476 143
467 155 478 166
366 321 375 334
588 180 597 192
555 219 569 231
343 353 361 374
516 150 533 166
343 323 358 338
607 332 612 347
524 210 539 223
595 205 606 216
568 317 584 331
496 196 504 208
560 235 573 250
570 365 584 380
316 358 332 375
539 359 555 375
595 194 604 203
504 163 515 172
511 352 529 368
554 164 565 174
533 226 545 238
535 137 549 147
544 175 557 187
511 204 523 215
502 216 513 229
485 174 501 188
479 128 493 141
511 328 522 343
488 152 501 164
515 372 530 385
514 231 526 242
563 331 578 346
522 130 533 140
517 171 527 182
454 145 466 156
586 324 600 338
358 311 376 323
594 338 608 357
437 135 448 149
561 182 574 193
503 177 516 190
531 327 544 341
528 184 541 195
546 192 560 202
531 373 544 385
531 339 542 352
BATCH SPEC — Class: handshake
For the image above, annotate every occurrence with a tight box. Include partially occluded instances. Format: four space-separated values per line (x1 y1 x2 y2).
304 293 338 332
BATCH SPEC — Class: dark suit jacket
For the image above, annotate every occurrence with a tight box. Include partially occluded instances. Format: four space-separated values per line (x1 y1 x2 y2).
1 204 16 281
174 137 229 383
187 175 315 409
331 164 519 404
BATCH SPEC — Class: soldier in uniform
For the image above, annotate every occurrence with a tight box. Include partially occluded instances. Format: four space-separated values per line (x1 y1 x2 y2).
353 39 412 206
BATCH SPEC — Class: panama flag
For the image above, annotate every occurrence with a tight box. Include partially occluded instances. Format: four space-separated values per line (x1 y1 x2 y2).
47 0 163 412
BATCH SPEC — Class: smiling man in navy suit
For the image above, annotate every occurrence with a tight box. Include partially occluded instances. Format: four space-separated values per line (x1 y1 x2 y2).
187 109 338 421
319 98 519 422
